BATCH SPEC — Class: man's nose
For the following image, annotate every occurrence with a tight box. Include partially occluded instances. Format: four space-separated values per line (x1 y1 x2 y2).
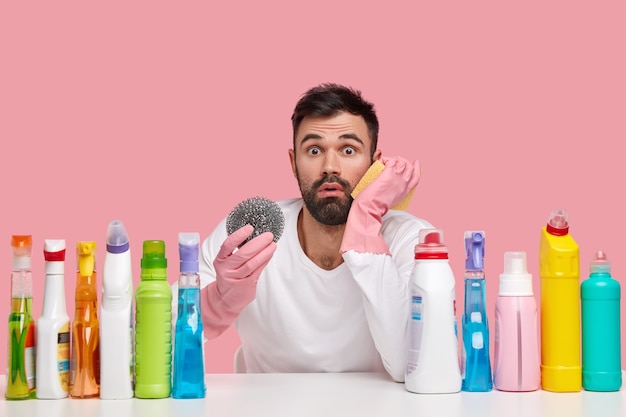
321 152 341 176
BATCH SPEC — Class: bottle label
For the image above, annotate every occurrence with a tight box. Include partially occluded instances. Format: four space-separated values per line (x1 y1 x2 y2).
407 296 423 375
411 296 423 321
135 298 172 397
57 323 70 392
70 299 101 397
7 315 36 398
129 305 135 388
25 322 36 390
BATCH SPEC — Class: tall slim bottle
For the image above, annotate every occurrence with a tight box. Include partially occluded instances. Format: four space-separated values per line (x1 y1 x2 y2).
539 208 581 392
36 239 71 399
5 235 36 400
493 251 540 392
581 250 622 391
172 232 206 399
405 229 461 394
135 240 172 399
100 220 134 399
70 241 100 398
461 231 492 392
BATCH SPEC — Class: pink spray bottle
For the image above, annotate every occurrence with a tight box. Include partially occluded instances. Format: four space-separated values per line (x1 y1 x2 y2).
493 251 540 391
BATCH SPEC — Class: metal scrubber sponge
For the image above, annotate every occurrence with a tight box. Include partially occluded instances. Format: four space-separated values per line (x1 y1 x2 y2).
226 196 285 247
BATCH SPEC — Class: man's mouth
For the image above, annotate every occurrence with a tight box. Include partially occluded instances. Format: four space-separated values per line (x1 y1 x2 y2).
317 182 345 198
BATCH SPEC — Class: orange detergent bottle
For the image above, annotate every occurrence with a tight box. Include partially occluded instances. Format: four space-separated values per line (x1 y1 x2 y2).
70 241 100 398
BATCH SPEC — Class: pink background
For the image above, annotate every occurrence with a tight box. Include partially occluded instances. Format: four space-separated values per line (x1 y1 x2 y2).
1 3 625 374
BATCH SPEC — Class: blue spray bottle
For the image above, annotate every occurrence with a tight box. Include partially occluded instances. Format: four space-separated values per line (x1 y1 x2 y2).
172 232 206 399
461 231 493 392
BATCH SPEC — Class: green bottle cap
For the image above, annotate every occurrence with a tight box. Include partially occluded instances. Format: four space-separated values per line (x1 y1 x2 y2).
141 240 167 269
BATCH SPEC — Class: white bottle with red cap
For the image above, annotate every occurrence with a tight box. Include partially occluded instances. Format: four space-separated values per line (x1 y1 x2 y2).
36 239 71 399
405 228 461 394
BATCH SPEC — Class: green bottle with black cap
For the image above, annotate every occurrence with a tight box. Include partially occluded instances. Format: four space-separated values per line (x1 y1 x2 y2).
135 240 172 398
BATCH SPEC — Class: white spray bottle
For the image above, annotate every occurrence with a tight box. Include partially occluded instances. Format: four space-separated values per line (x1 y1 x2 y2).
36 239 71 399
100 220 134 399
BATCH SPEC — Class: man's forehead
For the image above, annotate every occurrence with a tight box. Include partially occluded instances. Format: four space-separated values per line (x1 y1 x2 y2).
296 112 369 138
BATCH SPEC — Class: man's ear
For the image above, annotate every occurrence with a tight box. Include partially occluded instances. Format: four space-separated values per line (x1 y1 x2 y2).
288 149 297 178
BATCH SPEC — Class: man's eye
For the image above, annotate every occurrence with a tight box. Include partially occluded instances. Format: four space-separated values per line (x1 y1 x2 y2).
342 147 356 155
307 147 321 156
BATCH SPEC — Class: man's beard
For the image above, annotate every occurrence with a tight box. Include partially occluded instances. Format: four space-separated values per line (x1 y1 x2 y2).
298 173 353 226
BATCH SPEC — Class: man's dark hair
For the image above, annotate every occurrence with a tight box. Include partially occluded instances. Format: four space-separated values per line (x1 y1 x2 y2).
291 83 379 157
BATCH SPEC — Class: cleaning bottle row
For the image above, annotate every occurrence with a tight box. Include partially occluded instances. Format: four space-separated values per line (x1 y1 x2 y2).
5 221 206 400
405 208 621 394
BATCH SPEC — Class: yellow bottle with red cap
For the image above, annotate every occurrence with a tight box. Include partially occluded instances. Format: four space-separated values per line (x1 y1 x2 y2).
539 208 581 392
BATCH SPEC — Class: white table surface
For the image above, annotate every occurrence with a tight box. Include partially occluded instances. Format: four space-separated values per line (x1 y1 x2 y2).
1 372 625 417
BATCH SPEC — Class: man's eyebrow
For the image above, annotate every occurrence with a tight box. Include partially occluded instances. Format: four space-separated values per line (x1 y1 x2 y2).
339 133 364 145
300 133 322 144
300 133 365 145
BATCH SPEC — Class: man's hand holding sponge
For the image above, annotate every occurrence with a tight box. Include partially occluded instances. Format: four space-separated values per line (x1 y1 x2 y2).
340 156 421 255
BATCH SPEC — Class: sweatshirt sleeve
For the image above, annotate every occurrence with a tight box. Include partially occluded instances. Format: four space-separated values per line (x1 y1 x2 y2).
341 213 433 382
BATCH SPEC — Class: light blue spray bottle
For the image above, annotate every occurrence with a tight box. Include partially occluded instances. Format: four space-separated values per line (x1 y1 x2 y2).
461 231 493 392
172 232 206 399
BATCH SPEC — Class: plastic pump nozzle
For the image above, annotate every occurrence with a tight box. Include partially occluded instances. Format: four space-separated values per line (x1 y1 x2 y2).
106 220 130 254
103 220 132 305
499 251 533 296
179 233 200 274
77 242 96 277
44 240 66 276
11 235 33 269
465 231 485 271
546 208 570 236
589 250 611 274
